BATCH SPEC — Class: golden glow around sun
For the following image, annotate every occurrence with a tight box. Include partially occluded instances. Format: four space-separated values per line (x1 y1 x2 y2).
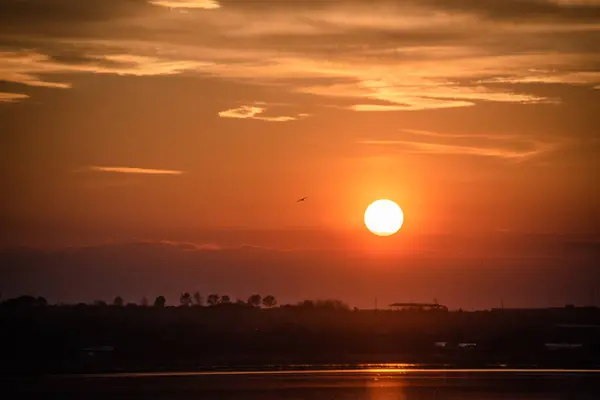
364 199 404 236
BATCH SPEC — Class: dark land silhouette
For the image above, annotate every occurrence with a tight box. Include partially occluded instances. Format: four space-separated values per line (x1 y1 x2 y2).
2 294 600 375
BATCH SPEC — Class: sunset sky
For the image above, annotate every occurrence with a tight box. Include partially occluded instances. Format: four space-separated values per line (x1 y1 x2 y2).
1 0 599 308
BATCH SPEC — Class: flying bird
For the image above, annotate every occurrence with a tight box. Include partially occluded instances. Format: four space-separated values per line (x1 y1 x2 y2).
297 197 307 202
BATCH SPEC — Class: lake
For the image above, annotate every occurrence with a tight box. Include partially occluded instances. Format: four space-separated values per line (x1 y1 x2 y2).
9 368 600 399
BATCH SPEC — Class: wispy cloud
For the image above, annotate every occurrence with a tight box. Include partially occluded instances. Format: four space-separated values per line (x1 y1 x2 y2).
550 0 600 5
359 140 550 160
349 100 476 112
218 105 307 122
0 51 209 101
82 166 185 175
135 240 223 251
149 0 220 9
304 74 560 112
75 240 289 253
370 141 549 160
400 129 525 141
218 105 262 119
358 128 558 160
0 92 29 103
479 71 600 86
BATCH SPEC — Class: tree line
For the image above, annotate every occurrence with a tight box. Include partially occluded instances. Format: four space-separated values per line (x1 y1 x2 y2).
0 294 356 310
0 293 279 308
176 292 277 308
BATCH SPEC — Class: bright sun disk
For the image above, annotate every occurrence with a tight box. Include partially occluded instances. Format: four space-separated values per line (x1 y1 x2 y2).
364 199 404 236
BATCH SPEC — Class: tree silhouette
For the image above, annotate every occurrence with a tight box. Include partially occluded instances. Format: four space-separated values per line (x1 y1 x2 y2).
113 296 124 307
180 292 193 307
154 296 166 308
221 295 231 304
207 294 220 306
192 292 203 306
262 295 277 308
295 299 350 310
1 295 47 308
247 294 262 308
93 300 107 307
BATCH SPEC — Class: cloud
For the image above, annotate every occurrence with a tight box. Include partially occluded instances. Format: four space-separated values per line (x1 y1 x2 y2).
57 239 290 257
350 101 475 112
108 240 224 251
343 85 557 112
480 70 600 86
218 105 262 119
218 105 307 122
401 128 528 140
82 166 185 175
118 240 287 252
0 0 599 110
149 0 220 9
0 0 150 28
358 129 557 160
381 141 549 160
550 0 600 6
0 50 209 102
296 64 563 111
417 0 600 23
0 92 28 102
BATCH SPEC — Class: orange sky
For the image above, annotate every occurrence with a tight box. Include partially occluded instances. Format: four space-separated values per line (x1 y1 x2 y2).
1 0 599 307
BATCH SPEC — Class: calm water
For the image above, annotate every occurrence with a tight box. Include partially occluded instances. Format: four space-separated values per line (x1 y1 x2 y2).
10 368 600 399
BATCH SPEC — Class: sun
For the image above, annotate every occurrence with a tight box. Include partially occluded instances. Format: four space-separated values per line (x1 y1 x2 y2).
364 199 404 236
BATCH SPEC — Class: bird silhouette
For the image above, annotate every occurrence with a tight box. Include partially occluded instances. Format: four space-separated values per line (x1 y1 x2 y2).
297 197 307 202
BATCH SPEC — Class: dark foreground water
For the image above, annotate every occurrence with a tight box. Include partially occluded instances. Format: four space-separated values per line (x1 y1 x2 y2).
8 368 600 399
